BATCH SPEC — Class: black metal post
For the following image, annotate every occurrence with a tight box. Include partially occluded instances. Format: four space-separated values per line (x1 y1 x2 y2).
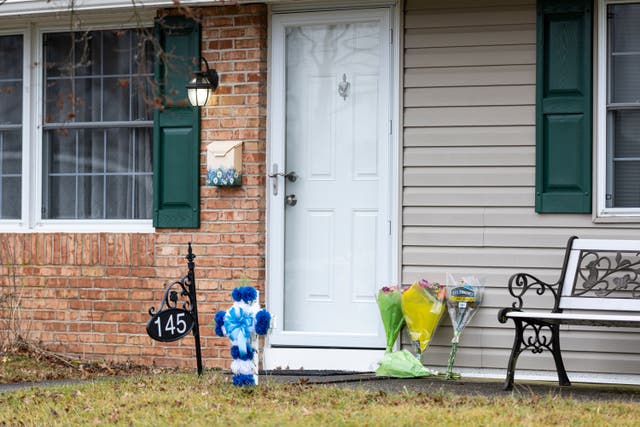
186 242 203 376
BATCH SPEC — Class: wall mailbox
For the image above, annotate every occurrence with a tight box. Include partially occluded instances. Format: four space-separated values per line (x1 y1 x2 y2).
206 140 243 186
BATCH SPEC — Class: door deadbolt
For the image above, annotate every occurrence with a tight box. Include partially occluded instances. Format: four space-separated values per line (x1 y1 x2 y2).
286 194 297 206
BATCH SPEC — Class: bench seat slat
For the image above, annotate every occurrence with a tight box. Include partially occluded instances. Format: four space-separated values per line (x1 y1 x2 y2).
505 310 640 327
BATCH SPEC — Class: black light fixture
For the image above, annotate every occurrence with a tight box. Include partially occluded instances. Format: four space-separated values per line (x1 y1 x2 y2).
186 57 219 107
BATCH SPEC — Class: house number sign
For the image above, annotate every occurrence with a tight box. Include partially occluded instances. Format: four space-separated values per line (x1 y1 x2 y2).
147 307 195 342
146 243 203 375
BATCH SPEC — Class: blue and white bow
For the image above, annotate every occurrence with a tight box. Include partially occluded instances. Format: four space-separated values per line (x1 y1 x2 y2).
224 306 254 357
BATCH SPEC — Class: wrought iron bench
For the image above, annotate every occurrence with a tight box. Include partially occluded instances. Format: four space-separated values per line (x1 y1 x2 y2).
498 236 640 390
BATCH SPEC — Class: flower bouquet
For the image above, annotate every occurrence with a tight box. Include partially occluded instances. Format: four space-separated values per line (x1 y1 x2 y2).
375 285 437 378
444 274 484 380
377 286 404 353
401 280 447 359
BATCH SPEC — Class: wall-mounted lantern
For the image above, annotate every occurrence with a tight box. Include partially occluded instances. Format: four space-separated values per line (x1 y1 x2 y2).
186 57 219 107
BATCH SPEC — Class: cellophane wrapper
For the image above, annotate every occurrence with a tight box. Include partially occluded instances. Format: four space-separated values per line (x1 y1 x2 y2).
400 280 446 355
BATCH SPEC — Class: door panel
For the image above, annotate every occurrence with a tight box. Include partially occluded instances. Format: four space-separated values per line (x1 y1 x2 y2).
269 9 391 348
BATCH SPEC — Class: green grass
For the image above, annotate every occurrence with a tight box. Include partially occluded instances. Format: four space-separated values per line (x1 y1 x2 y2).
0 372 637 426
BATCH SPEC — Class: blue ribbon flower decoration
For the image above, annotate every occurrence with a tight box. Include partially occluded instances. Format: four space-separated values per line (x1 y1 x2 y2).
224 306 254 357
213 285 271 386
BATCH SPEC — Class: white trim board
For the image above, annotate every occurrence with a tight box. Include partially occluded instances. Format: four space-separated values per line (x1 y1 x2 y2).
263 348 386 372
270 0 396 13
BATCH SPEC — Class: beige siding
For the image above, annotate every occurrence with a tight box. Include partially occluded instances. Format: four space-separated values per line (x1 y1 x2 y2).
402 0 640 379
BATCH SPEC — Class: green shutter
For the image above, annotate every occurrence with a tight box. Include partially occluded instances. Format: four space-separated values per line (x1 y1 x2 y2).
153 16 201 228
535 0 592 213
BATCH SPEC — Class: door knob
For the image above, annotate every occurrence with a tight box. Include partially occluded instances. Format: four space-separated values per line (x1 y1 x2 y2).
268 164 298 196
286 194 297 206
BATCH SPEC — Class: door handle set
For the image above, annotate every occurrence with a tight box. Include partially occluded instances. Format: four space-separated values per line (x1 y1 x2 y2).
269 163 298 200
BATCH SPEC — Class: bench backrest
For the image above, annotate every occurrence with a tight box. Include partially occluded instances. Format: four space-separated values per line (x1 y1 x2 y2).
560 238 640 312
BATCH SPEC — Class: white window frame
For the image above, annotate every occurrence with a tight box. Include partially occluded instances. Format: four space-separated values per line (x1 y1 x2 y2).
595 0 640 221
0 11 156 233
0 28 29 229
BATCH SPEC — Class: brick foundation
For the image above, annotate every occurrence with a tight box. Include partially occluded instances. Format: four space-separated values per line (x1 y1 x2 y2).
0 4 268 370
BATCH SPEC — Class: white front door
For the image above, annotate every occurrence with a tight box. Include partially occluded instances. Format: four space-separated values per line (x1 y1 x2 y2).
268 9 393 353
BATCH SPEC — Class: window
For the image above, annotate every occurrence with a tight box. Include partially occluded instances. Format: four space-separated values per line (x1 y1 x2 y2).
598 1 640 216
0 34 22 220
0 25 154 230
42 29 153 220
596 1 640 217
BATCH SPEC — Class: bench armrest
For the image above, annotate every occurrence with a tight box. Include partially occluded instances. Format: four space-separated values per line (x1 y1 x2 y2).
497 307 520 323
507 273 561 311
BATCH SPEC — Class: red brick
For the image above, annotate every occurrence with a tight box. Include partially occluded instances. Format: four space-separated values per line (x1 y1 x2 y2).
205 17 233 27
114 345 142 356
221 50 246 61
244 26 267 38
104 290 130 300
222 73 246 83
235 38 265 49
220 28 246 38
234 15 265 26
233 83 261 95
69 323 93 333
103 312 130 323
208 39 233 50
93 323 117 333
118 323 143 334
234 61 261 72
105 267 132 276
217 95 245 106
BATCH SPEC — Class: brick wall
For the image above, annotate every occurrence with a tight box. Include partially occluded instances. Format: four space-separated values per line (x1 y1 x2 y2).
0 4 268 370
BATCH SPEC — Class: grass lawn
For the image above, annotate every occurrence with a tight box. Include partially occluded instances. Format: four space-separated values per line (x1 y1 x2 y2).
0 372 638 426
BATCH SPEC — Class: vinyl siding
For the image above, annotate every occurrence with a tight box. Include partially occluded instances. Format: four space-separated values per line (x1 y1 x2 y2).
402 0 640 378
